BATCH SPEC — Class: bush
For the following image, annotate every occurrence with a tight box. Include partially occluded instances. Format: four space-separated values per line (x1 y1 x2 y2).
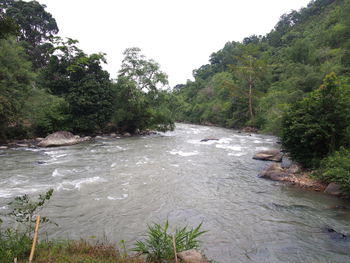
314 148 350 193
133 221 206 262
0 228 31 263
281 73 350 167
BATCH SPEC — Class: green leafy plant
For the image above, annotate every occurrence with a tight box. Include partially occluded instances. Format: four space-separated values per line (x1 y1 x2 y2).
133 221 206 262
0 228 31 262
314 148 350 193
7 188 55 233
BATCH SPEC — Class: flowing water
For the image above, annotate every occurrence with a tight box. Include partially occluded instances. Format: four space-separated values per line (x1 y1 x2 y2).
1 123 350 262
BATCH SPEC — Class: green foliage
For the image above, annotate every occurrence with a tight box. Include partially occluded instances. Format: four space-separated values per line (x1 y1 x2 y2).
40 38 116 134
3 0 59 69
0 38 35 140
281 73 350 167
114 48 175 133
25 89 72 136
315 148 350 193
133 221 206 262
0 12 18 39
0 228 31 263
174 0 350 135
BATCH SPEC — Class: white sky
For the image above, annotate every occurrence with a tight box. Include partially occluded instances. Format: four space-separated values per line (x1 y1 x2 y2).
39 0 311 87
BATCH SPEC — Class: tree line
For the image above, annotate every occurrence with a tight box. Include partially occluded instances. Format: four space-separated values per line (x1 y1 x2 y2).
0 0 175 141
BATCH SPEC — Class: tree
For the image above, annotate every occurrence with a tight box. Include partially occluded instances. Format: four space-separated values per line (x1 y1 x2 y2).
113 47 174 132
118 47 168 92
281 72 350 167
0 5 18 39
39 38 116 133
228 44 268 121
3 0 59 69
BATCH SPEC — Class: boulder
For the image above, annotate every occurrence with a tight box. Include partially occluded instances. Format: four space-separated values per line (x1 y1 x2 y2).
123 132 131 137
258 163 290 180
177 250 210 263
38 131 79 147
324 183 343 196
0 146 8 149
259 163 326 191
253 149 283 162
200 138 219 142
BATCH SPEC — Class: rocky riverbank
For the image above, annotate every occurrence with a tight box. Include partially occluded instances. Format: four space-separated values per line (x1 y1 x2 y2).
0 130 158 149
254 149 348 198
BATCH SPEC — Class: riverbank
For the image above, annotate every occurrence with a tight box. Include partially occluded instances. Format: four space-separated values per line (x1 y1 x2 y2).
253 147 349 198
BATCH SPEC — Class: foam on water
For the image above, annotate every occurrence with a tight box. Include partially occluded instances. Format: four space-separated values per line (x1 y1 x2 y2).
255 146 270 151
169 150 199 157
56 176 107 191
52 168 64 177
216 144 242 151
228 152 246 157
107 193 128 200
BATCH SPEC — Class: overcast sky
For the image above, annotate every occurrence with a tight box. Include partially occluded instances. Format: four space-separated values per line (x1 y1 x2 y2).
40 0 311 87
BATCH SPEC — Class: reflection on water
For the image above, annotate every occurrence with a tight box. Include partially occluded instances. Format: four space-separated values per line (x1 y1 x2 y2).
0 123 349 262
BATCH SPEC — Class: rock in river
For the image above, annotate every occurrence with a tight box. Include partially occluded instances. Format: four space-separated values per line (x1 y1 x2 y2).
38 131 80 147
324 183 344 196
177 249 210 263
253 149 283 162
200 138 219 142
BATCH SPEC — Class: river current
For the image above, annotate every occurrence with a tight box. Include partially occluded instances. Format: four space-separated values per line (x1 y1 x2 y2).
1 123 350 262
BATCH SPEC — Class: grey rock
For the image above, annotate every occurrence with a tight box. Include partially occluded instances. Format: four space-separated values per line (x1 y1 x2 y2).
0 146 8 149
177 249 210 263
258 163 290 180
200 138 219 142
253 149 283 162
38 131 79 147
324 183 343 196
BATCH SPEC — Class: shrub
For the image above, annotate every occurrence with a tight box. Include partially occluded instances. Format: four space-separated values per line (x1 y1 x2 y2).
0 228 31 263
133 221 206 262
281 73 350 168
314 148 350 193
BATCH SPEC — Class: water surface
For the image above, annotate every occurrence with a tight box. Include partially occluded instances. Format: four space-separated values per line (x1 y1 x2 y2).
1 123 350 262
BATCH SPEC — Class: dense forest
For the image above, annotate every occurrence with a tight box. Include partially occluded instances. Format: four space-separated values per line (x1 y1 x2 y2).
173 0 350 185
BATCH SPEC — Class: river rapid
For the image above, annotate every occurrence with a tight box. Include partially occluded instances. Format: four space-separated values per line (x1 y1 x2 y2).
1 123 350 262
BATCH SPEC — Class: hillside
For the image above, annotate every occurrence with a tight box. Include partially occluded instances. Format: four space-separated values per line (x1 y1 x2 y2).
173 0 350 135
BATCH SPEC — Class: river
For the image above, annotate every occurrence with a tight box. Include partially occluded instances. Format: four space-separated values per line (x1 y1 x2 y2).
1 123 350 262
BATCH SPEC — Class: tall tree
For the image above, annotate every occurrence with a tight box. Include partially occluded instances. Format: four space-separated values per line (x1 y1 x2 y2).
229 45 268 120
3 0 59 69
114 47 174 132
118 47 169 92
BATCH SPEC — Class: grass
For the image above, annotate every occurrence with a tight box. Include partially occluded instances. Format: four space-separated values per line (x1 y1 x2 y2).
27 240 145 263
